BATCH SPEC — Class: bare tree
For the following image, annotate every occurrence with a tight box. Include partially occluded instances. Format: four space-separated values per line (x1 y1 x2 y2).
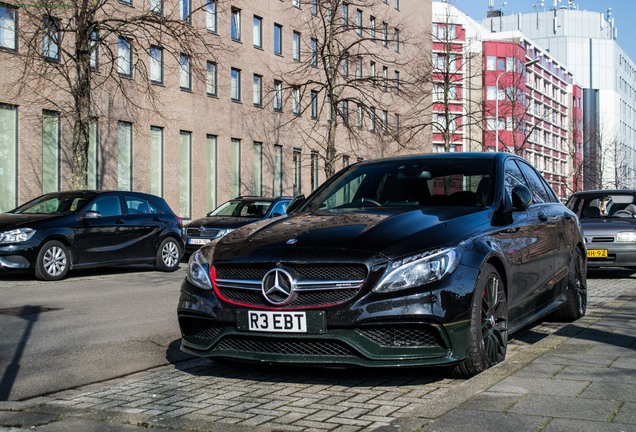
8 0 224 189
270 0 427 178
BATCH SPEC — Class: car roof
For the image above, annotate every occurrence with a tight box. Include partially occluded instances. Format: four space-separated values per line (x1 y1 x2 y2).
570 190 636 196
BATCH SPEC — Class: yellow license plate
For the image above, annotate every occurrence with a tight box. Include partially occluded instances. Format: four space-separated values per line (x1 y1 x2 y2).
587 249 608 258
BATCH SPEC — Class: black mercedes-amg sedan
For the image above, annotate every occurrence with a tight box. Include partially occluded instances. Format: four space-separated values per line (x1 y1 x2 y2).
0 190 184 280
178 152 586 377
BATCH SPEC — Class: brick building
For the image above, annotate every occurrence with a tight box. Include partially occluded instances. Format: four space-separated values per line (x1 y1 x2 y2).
0 0 431 219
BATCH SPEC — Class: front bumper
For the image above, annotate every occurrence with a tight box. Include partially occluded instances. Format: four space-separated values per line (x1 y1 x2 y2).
177 265 478 367
586 243 636 268
0 242 39 271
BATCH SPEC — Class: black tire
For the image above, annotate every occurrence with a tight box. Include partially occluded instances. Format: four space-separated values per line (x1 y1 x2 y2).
553 247 587 322
451 264 508 378
155 237 182 272
35 240 70 281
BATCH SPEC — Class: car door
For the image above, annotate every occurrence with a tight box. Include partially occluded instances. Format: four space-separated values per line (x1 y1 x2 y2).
496 159 557 327
121 195 167 260
73 194 129 265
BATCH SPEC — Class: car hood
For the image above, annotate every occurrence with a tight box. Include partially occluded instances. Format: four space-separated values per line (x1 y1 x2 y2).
580 218 636 236
212 206 492 261
0 213 64 231
187 216 260 230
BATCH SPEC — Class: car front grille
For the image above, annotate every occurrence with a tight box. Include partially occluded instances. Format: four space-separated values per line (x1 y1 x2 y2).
214 263 368 309
357 325 446 348
214 336 356 356
179 316 224 340
589 236 615 243
187 227 222 238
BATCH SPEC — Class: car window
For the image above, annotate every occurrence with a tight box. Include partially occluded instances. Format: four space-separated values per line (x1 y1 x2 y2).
88 196 123 217
516 161 553 204
239 201 271 218
269 201 288 216
210 201 241 216
504 160 527 204
13 194 89 214
124 196 156 214
578 193 636 218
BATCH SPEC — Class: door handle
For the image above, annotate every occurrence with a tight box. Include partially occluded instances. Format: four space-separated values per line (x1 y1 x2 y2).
538 213 548 222
115 219 126 224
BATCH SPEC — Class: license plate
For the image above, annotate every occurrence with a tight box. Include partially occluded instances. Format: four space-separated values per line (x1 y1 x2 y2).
188 238 211 245
247 310 307 333
587 249 608 258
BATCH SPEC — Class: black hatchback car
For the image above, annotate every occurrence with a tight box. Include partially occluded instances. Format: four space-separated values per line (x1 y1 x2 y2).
184 196 291 255
0 190 184 280
178 153 586 377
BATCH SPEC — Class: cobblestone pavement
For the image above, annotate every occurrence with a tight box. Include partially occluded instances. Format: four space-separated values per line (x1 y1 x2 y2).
10 271 631 432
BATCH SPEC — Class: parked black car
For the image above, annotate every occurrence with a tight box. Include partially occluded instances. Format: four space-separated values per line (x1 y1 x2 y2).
0 190 184 280
184 196 291 255
566 189 636 270
178 153 586 377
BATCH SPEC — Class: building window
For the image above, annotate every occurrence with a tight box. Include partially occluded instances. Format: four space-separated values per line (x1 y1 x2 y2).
382 22 388 47
117 37 132 76
179 54 191 90
0 104 17 212
231 67 241 101
273 144 282 196
310 151 319 191
356 104 363 128
381 110 388 133
231 7 241 41
394 28 399 52
149 126 163 196
394 0 399 10
42 111 60 194
486 56 496 70
149 0 162 15
293 148 301 195
0 6 17 50
206 61 217 96
274 23 283 56
341 3 348 27
292 31 300 61
355 57 362 79
274 80 283 111
253 141 262 195
382 66 388 91
253 15 262 48
310 38 317 67
310 0 317 15
355 9 362 35
394 113 400 135
370 61 376 85
179 131 191 218
206 135 217 210
393 70 400 93
497 57 505 70
341 99 349 124
180 0 190 23
292 86 301 115
369 107 376 132
369 15 376 40
89 31 99 69
231 138 241 197
293 0 300 8
253 74 262 106
341 56 348 78
206 0 217 32
310 90 318 119
149 46 163 84
88 120 98 189
42 17 60 61
117 121 132 191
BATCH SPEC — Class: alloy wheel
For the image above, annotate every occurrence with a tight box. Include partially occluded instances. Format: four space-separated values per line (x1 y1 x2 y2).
481 273 508 365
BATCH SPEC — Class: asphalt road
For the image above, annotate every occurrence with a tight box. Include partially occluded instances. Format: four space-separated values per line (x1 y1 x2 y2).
0 264 191 401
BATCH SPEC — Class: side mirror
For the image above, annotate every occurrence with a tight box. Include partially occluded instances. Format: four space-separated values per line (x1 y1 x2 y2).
511 185 532 212
286 194 306 214
271 212 283 218
83 210 101 219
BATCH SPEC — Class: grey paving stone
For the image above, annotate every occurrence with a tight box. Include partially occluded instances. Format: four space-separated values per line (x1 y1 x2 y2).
459 391 526 412
612 401 636 425
543 418 633 432
420 409 548 432
555 366 636 383
489 376 590 396
535 352 619 368
507 394 620 421
580 381 636 402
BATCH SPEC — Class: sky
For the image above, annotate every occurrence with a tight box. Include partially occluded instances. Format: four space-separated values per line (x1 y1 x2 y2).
450 0 636 61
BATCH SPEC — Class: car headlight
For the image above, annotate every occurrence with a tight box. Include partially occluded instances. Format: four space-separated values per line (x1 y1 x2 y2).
0 228 36 244
186 249 213 290
373 248 460 293
616 231 636 242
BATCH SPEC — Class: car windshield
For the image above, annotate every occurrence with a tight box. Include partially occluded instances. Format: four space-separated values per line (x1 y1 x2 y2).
304 158 494 212
209 200 273 218
11 193 92 215
570 193 636 219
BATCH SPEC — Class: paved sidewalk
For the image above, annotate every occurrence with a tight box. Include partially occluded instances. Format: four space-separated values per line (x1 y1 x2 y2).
0 275 634 432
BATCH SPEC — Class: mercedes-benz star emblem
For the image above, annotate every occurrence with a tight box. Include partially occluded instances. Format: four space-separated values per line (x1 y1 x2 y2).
262 268 295 305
